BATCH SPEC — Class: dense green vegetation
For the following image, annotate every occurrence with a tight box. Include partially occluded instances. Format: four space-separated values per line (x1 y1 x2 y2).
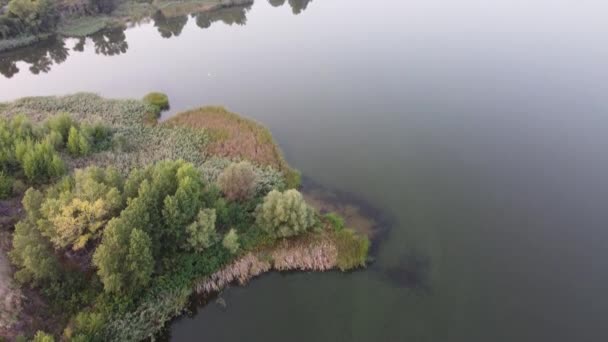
0 113 112 198
0 0 57 39
10 160 323 340
0 93 370 341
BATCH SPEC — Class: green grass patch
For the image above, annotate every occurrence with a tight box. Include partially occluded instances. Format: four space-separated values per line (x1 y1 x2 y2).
57 17 110 37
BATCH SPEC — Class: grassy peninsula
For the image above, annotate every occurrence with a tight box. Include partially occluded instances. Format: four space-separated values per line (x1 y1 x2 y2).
0 93 370 341
0 0 254 52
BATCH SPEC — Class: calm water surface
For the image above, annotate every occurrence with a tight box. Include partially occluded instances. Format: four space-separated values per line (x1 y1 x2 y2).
1 1 608 341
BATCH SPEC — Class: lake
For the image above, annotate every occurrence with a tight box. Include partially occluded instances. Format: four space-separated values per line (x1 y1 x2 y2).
1 0 607 341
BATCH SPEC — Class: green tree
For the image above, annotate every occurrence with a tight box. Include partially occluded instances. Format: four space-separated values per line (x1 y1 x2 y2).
22 187 44 221
10 220 58 284
126 228 154 289
123 167 150 201
255 189 316 238
162 164 204 247
222 228 239 254
7 0 56 34
47 198 108 250
92 218 129 293
78 131 90 156
37 167 124 251
185 208 218 252
93 218 153 294
67 126 87 156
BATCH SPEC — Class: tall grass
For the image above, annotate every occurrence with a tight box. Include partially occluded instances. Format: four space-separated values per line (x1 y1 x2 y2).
333 229 370 271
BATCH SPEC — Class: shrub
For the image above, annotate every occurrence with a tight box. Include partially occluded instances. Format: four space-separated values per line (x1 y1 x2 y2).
217 161 257 201
143 92 169 111
256 189 316 238
334 229 370 271
67 126 91 156
45 113 73 143
161 162 205 249
222 228 239 254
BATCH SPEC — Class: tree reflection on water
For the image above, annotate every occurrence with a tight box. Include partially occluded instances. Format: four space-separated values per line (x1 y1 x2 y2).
0 1 315 78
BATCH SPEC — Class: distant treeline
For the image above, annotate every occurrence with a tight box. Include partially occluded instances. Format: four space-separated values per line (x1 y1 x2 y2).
0 0 313 42
0 0 118 39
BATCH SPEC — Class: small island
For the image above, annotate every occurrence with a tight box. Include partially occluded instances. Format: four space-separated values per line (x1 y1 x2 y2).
0 93 370 341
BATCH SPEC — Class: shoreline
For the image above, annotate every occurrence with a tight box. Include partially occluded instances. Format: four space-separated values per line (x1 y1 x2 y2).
158 181 393 340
